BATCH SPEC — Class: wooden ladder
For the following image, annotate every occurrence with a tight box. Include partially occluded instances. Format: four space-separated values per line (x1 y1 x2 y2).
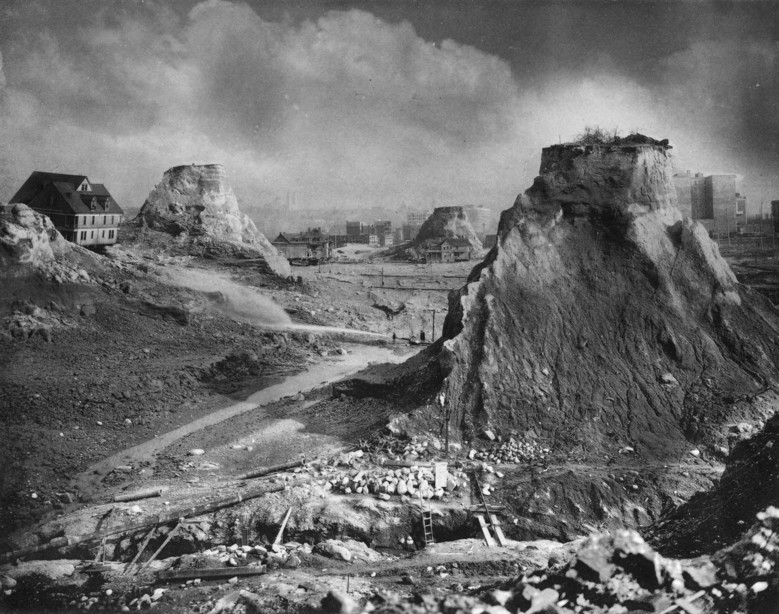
422 509 435 546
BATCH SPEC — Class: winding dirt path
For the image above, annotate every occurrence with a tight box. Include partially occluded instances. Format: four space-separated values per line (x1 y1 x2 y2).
73 345 407 494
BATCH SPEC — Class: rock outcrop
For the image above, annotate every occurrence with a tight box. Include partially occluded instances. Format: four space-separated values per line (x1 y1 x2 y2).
134 164 289 276
402 206 483 258
432 138 779 461
0 203 100 278
1 203 73 268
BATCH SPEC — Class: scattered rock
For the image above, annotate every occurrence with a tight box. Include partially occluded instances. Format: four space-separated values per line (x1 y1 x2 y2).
315 540 352 562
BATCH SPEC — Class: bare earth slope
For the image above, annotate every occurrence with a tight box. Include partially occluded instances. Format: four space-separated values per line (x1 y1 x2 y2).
434 139 779 461
648 413 779 556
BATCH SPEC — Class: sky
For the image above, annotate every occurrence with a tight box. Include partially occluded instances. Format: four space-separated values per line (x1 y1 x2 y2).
0 0 777 223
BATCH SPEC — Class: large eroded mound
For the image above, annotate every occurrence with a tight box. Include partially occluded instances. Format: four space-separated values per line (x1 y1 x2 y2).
434 139 779 461
134 164 290 276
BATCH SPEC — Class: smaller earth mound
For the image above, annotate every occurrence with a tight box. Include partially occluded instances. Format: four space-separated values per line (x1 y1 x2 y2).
400 206 483 259
133 164 290 276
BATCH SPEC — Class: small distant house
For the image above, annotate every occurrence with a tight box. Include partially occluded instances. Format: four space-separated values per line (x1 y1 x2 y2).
272 232 310 261
272 228 332 263
441 237 472 262
425 237 472 263
10 171 124 247
424 239 444 262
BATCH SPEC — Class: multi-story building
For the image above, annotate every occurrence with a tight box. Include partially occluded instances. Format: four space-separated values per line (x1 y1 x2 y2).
345 220 364 237
10 171 124 247
673 172 745 235
404 211 431 241
373 220 392 238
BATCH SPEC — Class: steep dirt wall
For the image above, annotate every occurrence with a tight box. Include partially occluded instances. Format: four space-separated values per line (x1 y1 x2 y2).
437 142 779 461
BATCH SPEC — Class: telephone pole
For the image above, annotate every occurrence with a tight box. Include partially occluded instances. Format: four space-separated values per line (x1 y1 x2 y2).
427 309 437 340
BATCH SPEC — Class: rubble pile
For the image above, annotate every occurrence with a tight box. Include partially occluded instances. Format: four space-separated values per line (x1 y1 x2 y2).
332 507 778 614
467 439 549 465
323 464 465 501
2 301 70 342
362 435 447 462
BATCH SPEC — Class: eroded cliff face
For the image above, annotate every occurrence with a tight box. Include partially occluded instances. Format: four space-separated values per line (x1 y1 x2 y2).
135 165 290 276
438 141 779 461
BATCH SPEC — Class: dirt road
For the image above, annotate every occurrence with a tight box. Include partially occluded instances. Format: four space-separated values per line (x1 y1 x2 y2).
73 344 409 495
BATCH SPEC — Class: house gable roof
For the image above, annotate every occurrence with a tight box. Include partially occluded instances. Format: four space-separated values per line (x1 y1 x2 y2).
442 237 471 247
10 172 123 215
10 172 87 204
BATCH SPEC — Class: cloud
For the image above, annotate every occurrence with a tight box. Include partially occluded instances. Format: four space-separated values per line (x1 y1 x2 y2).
0 0 776 226
0 2 535 215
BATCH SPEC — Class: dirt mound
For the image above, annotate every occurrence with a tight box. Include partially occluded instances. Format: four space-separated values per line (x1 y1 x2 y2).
648 413 779 557
0 203 103 279
401 206 483 259
133 164 290 276
422 139 779 461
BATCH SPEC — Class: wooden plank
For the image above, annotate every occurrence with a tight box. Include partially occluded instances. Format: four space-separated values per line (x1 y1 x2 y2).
237 459 305 481
489 514 508 547
114 488 164 503
475 514 496 547
273 508 293 547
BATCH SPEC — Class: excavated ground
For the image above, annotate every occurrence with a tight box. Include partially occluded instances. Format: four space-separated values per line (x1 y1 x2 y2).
2 231 778 613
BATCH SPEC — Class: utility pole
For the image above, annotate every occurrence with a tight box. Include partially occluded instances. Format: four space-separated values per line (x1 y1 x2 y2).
427 308 436 340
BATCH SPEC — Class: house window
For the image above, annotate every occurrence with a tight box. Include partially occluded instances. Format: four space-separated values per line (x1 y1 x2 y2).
102 230 105 238
111 216 114 224
109 230 114 239
91 216 95 225
80 231 86 241
103 216 106 224
91 231 94 238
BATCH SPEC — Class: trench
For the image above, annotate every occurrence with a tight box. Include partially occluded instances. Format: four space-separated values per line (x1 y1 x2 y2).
77 500 479 566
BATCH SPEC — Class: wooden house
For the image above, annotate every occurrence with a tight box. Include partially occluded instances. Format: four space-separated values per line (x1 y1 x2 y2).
10 172 124 247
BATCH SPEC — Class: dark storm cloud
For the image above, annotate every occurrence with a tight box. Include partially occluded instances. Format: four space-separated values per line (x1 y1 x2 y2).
0 0 776 217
